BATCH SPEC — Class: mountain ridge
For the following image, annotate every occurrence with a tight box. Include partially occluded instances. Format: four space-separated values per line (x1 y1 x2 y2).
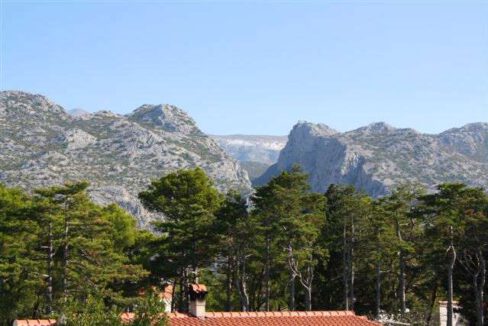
256 120 488 196
212 134 288 180
0 91 251 227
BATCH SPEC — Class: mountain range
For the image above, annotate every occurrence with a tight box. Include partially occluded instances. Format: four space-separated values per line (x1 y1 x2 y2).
211 135 287 180
2 90 487 226
0 91 251 227
256 121 488 196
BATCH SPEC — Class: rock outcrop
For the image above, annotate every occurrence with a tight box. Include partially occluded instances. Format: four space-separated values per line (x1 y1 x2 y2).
256 121 488 196
212 135 288 180
0 91 251 227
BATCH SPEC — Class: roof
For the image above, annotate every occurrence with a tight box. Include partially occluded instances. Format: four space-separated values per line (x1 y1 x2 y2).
189 284 207 294
12 320 56 326
121 311 381 326
16 311 380 326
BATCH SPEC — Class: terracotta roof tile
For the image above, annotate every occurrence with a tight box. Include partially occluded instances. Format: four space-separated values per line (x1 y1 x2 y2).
122 311 380 326
13 320 56 326
168 312 381 326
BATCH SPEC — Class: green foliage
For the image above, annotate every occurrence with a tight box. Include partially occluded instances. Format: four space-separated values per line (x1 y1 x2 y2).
3 167 488 326
130 290 168 326
0 184 42 322
252 166 327 310
139 168 223 309
0 182 148 324
58 295 123 326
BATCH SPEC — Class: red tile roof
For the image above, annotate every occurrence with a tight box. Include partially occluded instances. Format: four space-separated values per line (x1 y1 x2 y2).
13 320 56 326
121 311 381 326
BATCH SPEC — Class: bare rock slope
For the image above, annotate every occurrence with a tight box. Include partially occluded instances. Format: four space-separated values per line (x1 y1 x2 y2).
0 91 251 227
256 121 488 196
212 135 287 180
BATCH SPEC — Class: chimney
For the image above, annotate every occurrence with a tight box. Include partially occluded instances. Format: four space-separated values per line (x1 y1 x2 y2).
188 284 207 319
162 283 173 313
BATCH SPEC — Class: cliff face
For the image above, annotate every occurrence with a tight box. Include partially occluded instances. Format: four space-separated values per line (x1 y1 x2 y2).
212 135 288 165
212 135 288 181
0 91 251 227
256 121 488 196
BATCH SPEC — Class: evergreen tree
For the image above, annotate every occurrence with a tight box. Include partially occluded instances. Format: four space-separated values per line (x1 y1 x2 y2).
416 184 484 326
213 190 255 311
252 166 326 311
0 184 41 323
139 168 222 311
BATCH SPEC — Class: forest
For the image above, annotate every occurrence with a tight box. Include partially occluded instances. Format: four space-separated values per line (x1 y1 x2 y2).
1 167 487 326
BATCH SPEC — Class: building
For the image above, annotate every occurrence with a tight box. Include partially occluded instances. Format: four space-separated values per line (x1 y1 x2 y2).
438 301 465 326
14 284 381 326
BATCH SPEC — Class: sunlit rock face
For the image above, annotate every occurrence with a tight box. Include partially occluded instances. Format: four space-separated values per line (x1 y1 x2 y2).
257 121 488 196
0 91 251 228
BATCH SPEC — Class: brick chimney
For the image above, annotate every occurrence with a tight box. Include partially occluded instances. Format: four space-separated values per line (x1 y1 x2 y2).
188 284 207 319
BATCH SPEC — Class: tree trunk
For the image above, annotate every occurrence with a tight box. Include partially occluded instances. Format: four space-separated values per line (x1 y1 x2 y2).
447 235 456 326
265 236 271 311
375 256 381 319
350 216 355 310
474 273 481 326
305 287 312 311
225 257 232 312
425 282 438 326
235 254 250 312
62 215 69 299
179 270 186 312
396 220 406 315
447 263 454 326
399 250 406 314
254 267 265 311
241 272 250 311
289 274 296 311
46 221 53 314
480 254 485 326
475 250 485 326
171 279 177 312
343 223 349 310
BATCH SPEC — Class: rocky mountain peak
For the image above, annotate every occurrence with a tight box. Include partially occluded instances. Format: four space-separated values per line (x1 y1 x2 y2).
68 108 92 119
292 121 338 137
353 122 396 134
128 104 200 134
443 122 488 134
0 91 66 117
259 120 488 197
439 123 488 161
0 91 251 228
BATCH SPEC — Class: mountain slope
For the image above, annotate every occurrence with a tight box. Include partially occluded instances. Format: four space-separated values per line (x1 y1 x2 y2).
0 91 251 227
212 135 287 180
256 121 488 196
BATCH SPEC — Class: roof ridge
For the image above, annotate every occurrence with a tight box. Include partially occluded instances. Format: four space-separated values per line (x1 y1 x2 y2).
13 320 57 326
204 311 355 318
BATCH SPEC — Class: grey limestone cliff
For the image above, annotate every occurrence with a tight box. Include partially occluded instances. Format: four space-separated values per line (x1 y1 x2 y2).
212 135 287 180
0 91 251 227
256 121 488 196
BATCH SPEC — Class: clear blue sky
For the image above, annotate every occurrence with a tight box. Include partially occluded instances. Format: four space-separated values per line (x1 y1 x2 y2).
2 0 487 135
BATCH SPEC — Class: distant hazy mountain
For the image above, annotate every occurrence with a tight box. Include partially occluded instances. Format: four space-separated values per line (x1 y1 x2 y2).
67 108 91 118
212 135 287 180
0 91 251 227
256 121 488 196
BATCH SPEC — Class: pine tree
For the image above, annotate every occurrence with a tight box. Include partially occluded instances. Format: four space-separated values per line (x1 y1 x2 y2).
213 191 255 311
253 166 326 311
0 184 42 323
139 168 222 310
35 182 147 311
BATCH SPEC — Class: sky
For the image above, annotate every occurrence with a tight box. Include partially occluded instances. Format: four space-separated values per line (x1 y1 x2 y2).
1 0 487 135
